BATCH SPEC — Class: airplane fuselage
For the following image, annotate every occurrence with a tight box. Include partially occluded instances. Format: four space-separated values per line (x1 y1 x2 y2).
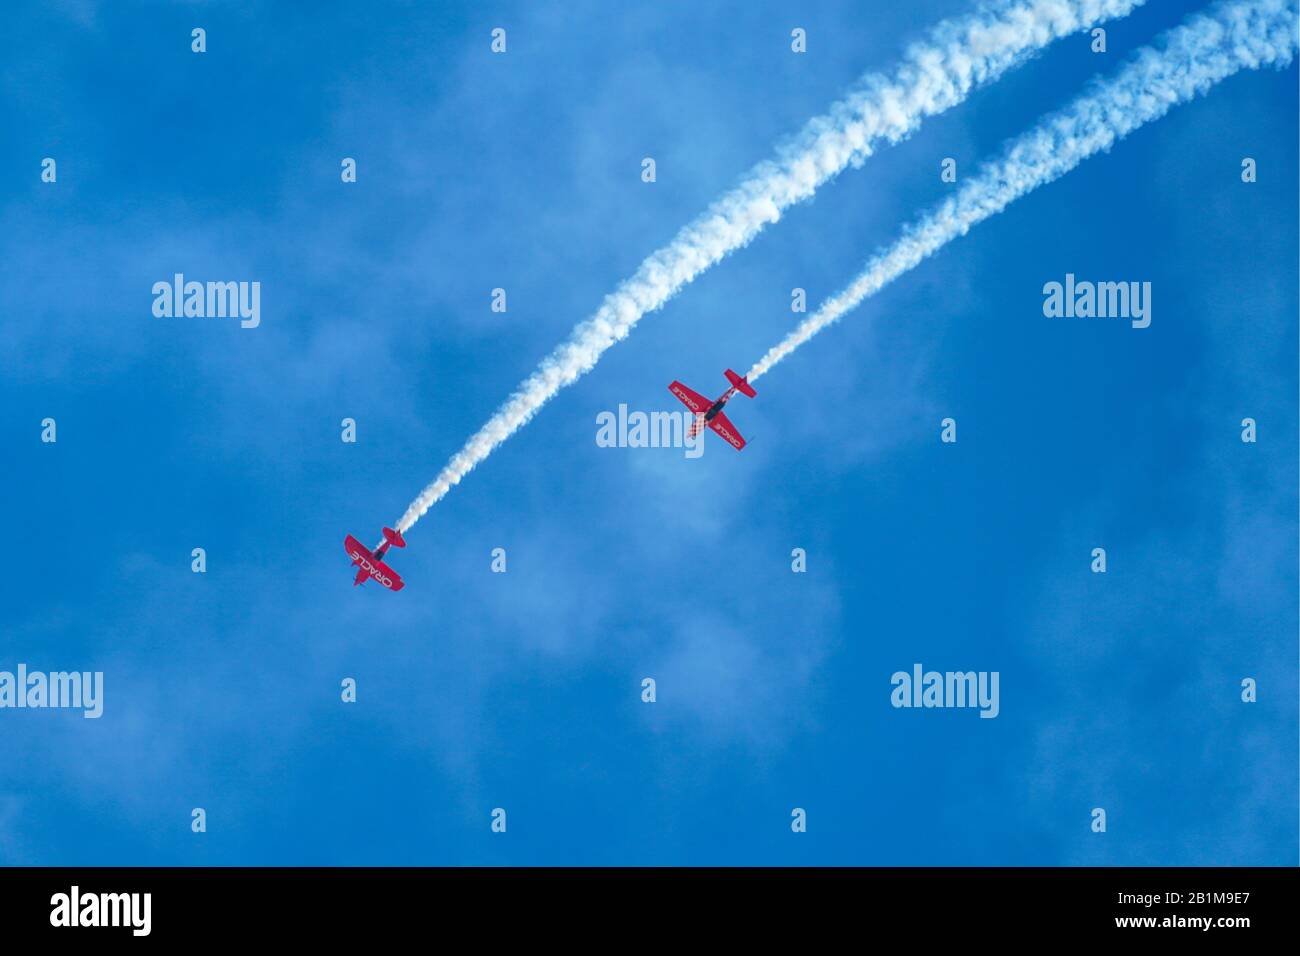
343 528 407 592
349 548 397 587
704 386 738 422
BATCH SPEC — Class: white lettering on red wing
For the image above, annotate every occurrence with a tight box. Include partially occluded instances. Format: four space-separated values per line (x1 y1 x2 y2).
672 385 703 412
349 550 393 588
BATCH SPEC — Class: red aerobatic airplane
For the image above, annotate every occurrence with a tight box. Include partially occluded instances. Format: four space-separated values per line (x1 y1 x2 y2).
668 368 756 450
344 527 406 591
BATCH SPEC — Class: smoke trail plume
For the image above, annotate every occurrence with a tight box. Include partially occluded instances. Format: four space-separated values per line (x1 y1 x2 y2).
748 0 1297 382
393 0 1146 535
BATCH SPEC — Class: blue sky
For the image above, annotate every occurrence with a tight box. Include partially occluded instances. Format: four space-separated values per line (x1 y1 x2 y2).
1 0 1295 865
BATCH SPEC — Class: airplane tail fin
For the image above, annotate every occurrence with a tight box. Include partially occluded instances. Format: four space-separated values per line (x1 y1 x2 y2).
725 369 756 398
383 527 406 549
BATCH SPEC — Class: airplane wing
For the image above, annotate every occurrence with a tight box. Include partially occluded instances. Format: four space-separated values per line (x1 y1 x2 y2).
367 559 405 591
668 381 713 415
344 535 370 563
708 410 746 450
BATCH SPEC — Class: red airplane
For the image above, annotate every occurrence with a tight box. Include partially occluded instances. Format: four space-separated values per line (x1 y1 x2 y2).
668 368 756 450
343 527 406 591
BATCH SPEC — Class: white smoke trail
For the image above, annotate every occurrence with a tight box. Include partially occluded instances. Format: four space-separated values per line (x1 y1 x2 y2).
748 0 1297 383
393 0 1146 535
